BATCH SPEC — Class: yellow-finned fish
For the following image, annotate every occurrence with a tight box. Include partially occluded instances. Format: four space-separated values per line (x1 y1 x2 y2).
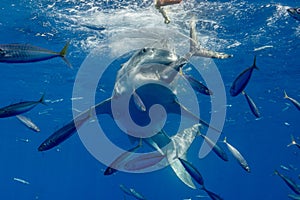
0 41 71 67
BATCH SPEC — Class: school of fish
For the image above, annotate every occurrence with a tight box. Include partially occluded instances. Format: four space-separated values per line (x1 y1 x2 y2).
1 1 299 200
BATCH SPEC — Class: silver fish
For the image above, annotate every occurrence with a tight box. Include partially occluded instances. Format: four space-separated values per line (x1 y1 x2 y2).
198 133 228 161
287 134 300 149
133 90 146 112
13 177 30 185
223 137 250 172
16 115 40 132
284 91 300 111
274 170 300 195
129 188 146 200
242 91 261 118
0 42 71 67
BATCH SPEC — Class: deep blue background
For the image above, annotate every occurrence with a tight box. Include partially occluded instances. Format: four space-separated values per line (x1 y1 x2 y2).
0 0 299 199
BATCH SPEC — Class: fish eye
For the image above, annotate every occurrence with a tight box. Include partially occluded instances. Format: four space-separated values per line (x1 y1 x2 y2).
141 48 147 53
297 8 300 13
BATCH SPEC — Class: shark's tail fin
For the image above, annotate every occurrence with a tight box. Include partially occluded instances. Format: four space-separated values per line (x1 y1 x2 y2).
59 41 72 68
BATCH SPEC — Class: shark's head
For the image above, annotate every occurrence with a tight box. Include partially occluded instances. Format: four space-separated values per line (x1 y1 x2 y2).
129 47 178 67
287 7 300 21
114 48 179 97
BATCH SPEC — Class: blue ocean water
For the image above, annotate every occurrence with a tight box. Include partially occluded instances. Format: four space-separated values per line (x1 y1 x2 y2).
0 0 299 199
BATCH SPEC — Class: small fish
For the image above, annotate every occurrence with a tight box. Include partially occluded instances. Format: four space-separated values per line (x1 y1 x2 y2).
202 187 223 200
230 56 258 97
16 138 30 143
195 194 209 198
129 188 147 200
0 42 71 67
182 74 213 96
223 137 250 172
274 170 300 195
16 115 40 132
198 133 228 162
287 135 300 149
289 164 297 171
132 91 146 112
178 157 204 186
0 94 46 118
284 91 300 111
287 8 300 21
288 194 300 200
242 91 261 118
280 165 291 171
104 139 142 175
120 184 132 196
38 109 92 151
13 177 30 185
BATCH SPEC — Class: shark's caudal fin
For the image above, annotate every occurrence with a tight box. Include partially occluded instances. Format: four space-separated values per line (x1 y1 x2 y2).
189 16 233 59
59 41 72 68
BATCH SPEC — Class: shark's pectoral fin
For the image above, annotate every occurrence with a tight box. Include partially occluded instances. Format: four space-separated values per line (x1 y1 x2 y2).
93 98 112 115
169 158 196 189
189 15 232 59
193 48 233 59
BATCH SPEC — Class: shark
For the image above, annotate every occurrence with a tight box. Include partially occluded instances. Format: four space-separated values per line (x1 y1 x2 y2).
38 17 232 188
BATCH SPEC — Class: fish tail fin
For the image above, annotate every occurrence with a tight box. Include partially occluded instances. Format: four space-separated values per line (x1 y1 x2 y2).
39 94 47 105
287 134 297 147
253 55 259 70
283 90 289 99
60 41 72 68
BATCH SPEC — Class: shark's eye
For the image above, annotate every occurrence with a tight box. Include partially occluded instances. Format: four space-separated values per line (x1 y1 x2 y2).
142 48 147 53
297 8 300 13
